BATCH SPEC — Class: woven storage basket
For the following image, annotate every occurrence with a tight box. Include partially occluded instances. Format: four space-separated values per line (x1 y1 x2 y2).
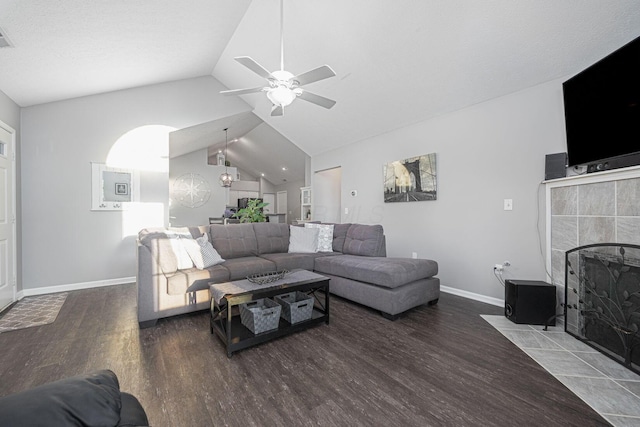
240 298 281 334
275 291 314 324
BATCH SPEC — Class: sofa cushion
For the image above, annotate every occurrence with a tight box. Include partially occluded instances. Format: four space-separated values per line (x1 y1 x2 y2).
331 223 351 252
253 223 290 254
314 255 438 289
221 256 276 280
259 253 315 271
0 369 122 427
167 265 230 295
343 224 385 257
208 223 258 259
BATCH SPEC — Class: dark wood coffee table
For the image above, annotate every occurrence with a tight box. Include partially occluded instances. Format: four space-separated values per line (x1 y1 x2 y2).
209 270 330 357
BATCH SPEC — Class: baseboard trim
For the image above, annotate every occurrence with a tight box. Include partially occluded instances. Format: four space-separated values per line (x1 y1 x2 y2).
17 279 502 307
440 285 504 308
20 277 135 297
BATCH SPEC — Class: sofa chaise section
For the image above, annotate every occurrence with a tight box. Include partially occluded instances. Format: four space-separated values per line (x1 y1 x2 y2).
314 224 439 318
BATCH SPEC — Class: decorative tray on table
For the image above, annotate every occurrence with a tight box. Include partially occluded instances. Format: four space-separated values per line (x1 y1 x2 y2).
246 270 289 285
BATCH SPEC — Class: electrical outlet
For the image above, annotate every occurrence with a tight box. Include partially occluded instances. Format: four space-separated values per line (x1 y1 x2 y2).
494 263 504 271
412 252 418 259
344 207 349 214
504 199 513 211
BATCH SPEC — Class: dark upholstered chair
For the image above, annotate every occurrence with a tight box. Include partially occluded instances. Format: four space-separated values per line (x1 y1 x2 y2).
0 369 149 427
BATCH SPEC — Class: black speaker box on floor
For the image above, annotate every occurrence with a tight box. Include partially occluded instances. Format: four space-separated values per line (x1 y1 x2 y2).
505 280 556 325
545 152 567 180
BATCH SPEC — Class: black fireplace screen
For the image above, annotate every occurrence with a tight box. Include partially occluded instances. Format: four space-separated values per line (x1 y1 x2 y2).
565 244 640 375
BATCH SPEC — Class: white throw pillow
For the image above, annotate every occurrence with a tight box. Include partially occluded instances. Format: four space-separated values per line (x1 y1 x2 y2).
288 226 319 253
305 223 334 252
165 229 194 270
183 233 225 269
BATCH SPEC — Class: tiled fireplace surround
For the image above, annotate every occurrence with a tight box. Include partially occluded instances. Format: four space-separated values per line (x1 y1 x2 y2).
547 166 640 298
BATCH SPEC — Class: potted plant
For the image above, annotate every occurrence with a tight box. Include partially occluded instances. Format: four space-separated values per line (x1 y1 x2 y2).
234 199 269 223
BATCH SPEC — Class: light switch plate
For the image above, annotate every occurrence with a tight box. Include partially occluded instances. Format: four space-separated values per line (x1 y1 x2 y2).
504 199 513 210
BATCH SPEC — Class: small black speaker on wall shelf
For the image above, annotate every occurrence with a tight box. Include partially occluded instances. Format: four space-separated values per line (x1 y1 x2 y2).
505 280 556 325
545 152 567 180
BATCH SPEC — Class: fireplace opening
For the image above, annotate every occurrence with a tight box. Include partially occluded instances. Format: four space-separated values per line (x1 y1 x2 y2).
565 244 640 375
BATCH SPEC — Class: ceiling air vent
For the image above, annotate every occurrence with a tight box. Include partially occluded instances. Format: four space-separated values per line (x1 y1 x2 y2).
0 27 14 48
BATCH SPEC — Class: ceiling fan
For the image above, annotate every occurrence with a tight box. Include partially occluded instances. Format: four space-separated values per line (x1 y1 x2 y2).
220 0 336 116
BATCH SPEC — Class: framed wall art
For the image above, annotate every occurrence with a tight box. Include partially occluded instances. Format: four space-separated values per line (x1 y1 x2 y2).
91 162 140 210
383 153 437 203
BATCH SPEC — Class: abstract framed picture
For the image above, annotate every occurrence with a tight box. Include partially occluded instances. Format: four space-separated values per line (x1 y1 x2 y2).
115 182 129 196
383 153 437 203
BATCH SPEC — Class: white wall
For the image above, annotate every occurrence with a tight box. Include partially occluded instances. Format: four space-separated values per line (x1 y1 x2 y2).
21 76 250 290
314 167 341 223
312 78 567 302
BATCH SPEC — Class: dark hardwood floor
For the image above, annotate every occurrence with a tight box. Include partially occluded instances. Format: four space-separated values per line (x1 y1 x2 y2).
0 285 610 426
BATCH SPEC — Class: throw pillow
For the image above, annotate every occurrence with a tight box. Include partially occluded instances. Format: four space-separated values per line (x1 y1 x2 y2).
183 233 225 269
288 225 319 253
305 223 334 252
165 229 194 270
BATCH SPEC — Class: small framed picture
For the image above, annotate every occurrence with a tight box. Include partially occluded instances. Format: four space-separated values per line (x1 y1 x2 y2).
115 182 129 196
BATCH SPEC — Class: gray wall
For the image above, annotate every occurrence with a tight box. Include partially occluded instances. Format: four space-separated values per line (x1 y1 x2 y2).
170 148 236 227
312 78 567 303
274 179 306 224
20 76 250 290
0 90 21 291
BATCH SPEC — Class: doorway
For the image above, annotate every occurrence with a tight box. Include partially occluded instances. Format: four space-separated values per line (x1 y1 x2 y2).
276 191 287 223
314 167 342 223
262 193 275 215
0 121 16 312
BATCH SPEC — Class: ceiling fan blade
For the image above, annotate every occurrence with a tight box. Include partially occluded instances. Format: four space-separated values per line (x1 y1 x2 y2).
293 65 336 86
298 91 336 109
220 87 265 96
271 105 283 117
234 56 274 79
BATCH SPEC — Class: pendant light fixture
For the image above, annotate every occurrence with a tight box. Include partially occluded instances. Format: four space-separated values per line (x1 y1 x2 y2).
219 128 234 188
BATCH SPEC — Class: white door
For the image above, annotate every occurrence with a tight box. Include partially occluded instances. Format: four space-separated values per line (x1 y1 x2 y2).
276 191 287 223
262 193 275 214
0 123 15 312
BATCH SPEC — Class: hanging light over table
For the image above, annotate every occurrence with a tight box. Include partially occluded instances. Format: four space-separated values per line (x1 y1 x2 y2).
219 128 234 187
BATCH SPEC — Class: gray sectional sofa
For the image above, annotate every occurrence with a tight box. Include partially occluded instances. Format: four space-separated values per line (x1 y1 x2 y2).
137 222 439 328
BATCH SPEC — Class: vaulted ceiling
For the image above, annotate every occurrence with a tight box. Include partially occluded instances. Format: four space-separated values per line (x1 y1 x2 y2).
2 0 640 160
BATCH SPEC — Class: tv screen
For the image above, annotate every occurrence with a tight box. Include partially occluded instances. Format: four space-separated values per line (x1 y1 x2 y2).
563 36 640 167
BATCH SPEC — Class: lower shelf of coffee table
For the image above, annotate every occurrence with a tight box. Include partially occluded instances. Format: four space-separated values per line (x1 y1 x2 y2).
211 309 327 356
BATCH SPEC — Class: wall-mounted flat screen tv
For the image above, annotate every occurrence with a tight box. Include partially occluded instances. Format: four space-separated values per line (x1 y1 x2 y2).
563 35 640 168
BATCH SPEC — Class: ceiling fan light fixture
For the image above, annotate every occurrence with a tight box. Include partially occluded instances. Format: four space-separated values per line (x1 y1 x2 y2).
220 0 336 114
267 86 296 107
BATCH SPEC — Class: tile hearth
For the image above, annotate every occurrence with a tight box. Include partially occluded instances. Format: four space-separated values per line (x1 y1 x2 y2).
482 315 640 427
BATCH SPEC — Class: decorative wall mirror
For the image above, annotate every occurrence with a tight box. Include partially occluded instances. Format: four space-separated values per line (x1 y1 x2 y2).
91 162 140 210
